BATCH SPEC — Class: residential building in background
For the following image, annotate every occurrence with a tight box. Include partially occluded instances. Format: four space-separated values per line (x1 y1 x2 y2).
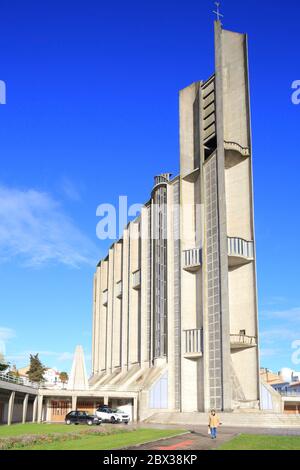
91 21 260 416
261 368 300 414
17 366 64 389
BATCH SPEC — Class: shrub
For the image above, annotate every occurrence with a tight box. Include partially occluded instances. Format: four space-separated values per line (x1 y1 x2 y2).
0 425 137 450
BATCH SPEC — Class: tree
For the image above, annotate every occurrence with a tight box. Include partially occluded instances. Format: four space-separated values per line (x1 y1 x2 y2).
9 364 20 377
59 371 69 388
0 353 9 372
26 354 46 383
8 365 21 383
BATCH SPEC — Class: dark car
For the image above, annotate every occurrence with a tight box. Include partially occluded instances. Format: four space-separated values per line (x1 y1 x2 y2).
65 410 101 426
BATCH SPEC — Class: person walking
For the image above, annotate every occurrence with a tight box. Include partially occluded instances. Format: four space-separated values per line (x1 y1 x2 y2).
208 409 220 440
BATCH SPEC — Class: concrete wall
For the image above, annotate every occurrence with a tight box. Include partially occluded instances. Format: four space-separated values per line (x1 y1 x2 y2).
179 82 201 176
231 348 258 401
228 263 256 336
225 159 253 240
219 25 259 404
128 222 140 365
260 380 283 413
221 30 250 149
112 243 122 369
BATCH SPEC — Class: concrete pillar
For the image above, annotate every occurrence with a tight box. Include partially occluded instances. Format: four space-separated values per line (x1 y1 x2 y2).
32 396 38 422
7 391 15 426
133 397 138 422
37 395 43 423
22 394 29 424
72 395 77 410
103 396 109 406
44 398 50 422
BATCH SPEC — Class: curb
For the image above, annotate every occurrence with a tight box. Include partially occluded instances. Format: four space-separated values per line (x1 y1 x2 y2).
119 431 191 450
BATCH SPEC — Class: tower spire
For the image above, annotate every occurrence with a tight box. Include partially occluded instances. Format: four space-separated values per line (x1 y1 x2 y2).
213 2 224 24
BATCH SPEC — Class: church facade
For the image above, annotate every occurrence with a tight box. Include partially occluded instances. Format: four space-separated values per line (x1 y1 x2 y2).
91 21 260 417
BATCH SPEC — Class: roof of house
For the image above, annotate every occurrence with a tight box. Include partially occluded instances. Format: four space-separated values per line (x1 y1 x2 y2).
260 370 285 385
289 382 300 388
17 366 29 376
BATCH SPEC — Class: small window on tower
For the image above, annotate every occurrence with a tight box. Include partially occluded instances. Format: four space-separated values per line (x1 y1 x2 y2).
204 136 217 160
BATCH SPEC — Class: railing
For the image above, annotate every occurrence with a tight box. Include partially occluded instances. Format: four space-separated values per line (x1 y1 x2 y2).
154 174 171 186
227 237 254 259
0 371 39 389
230 334 257 347
103 289 108 306
277 390 300 397
224 141 250 157
116 281 122 298
183 248 202 270
184 329 203 355
132 270 141 290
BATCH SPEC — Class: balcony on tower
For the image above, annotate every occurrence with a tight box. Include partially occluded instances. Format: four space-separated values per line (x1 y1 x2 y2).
227 237 254 267
224 141 250 169
182 248 202 272
230 331 257 350
183 328 203 359
152 173 172 191
132 269 141 290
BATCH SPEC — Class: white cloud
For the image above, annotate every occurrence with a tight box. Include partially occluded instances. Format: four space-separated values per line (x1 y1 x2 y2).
260 348 279 358
6 349 91 373
261 296 287 307
0 327 16 355
6 350 74 364
260 328 299 345
57 352 74 362
0 185 98 267
0 327 16 341
259 307 300 368
261 307 300 322
60 177 82 202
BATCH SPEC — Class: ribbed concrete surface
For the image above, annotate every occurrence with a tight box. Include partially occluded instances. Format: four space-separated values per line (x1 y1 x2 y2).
145 411 300 428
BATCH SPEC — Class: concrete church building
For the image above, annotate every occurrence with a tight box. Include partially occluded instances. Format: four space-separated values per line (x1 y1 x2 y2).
90 20 260 418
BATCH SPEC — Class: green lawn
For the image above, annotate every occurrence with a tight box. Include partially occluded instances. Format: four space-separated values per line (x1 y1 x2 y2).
0 423 88 437
219 434 300 450
20 429 184 450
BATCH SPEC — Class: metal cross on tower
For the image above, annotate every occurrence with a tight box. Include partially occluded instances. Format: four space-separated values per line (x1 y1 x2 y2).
213 2 224 23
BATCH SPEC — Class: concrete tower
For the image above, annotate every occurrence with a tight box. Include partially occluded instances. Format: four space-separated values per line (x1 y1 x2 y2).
179 21 259 412
91 21 260 415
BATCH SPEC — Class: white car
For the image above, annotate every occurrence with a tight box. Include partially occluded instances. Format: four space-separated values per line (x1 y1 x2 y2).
95 406 128 424
111 408 130 424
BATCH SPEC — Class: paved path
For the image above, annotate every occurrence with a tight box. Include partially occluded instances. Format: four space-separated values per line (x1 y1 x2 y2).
127 425 300 450
128 428 236 451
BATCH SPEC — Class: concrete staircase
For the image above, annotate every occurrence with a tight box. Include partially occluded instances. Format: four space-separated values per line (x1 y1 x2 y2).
145 411 300 428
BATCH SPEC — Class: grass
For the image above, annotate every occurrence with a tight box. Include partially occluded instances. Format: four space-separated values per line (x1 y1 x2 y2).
19 428 185 450
0 423 88 437
0 424 184 450
219 434 300 450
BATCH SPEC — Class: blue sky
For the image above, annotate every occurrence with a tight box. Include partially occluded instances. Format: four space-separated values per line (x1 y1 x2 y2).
0 0 299 376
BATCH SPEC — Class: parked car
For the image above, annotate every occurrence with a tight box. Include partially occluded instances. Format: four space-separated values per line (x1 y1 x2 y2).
65 410 101 426
111 408 130 424
95 406 127 424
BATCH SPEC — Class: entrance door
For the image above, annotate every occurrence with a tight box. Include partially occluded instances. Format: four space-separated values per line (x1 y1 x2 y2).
77 401 95 413
50 401 71 422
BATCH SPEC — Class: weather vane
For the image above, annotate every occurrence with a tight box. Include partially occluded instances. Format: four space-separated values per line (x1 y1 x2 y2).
213 2 224 23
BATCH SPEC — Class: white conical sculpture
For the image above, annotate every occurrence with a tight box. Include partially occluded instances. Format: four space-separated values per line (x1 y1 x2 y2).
67 345 89 391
